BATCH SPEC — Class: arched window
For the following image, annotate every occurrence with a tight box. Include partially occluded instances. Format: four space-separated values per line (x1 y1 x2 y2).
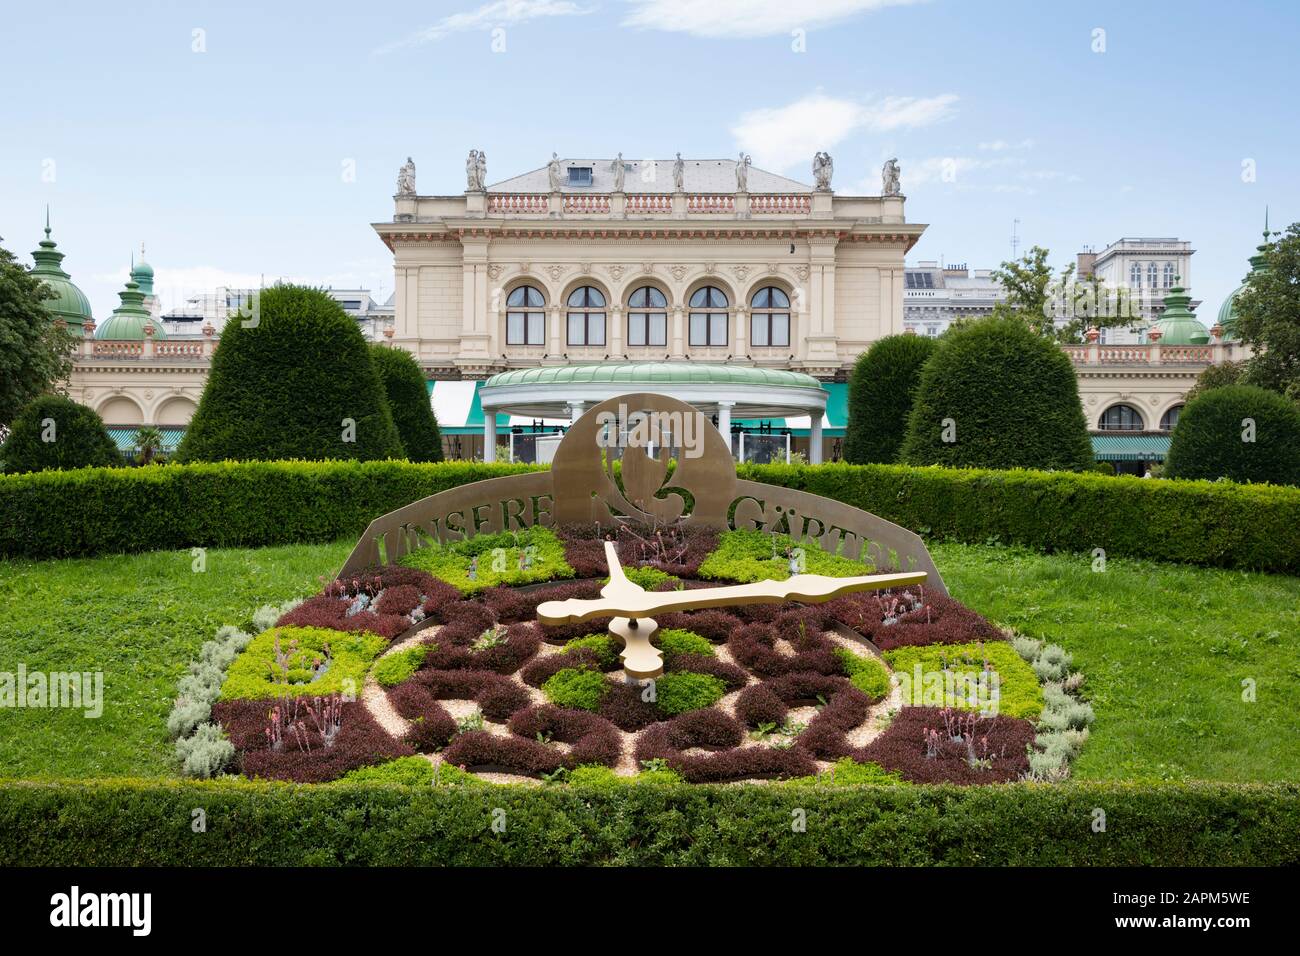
1147 263 1158 289
688 286 729 347
1163 263 1176 289
1099 403 1145 431
627 286 667 347
506 285 545 346
1130 263 1142 289
566 286 606 346
1159 405 1183 431
750 286 791 347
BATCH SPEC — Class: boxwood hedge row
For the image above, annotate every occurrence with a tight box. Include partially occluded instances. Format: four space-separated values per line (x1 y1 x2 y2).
0 779 1294 866
2 459 1298 573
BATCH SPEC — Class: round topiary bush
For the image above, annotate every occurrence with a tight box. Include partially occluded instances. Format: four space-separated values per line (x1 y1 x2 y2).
843 333 937 464
900 316 1093 471
1164 384 1300 485
0 394 119 473
175 285 403 463
369 343 443 462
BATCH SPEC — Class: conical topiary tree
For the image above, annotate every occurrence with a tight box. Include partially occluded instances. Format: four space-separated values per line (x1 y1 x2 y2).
900 316 1093 471
369 343 443 462
175 285 403 462
1165 384 1300 485
843 333 938 464
0 394 119 473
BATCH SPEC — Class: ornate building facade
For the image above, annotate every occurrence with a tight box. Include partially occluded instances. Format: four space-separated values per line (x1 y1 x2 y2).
378 154 920 381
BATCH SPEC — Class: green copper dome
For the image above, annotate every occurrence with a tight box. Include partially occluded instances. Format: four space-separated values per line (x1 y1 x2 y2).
130 244 155 296
1151 284 1209 345
1217 215 1273 342
95 278 167 341
29 214 93 337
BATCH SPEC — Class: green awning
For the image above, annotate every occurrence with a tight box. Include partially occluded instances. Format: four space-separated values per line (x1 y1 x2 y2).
1091 433 1171 462
733 381 845 437
105 427 186 454
427 380 509 435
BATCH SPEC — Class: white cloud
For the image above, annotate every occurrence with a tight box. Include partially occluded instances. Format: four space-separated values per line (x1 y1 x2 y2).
378 0 590 53
730 92 958 171
621 0 926 38
978 138 1035 152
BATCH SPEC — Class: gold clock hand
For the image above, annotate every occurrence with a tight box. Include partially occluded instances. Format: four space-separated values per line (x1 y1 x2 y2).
537 569 928 625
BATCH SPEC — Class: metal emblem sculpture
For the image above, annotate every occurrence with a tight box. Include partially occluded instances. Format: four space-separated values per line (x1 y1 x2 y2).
339 393 948 670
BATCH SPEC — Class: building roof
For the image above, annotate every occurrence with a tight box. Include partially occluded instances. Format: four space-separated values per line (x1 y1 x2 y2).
131 244 155 296
483 362 823 390
488 158 813 195
96 279 168 340
29 216 93 335
1151 285 1209 345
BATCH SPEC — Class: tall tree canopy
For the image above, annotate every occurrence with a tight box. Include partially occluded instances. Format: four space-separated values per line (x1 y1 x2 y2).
992 245 1139 343
1235 221 1300 402
0 238 75 428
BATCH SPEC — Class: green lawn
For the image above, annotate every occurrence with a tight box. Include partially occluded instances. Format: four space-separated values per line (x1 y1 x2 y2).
0 538 1296 782
0 541 350 778
934 542 1300 783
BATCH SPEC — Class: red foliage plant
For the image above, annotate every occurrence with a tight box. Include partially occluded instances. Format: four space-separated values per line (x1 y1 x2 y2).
856 706 1034 784
634 718 818 783
520 650 602 688
373 584 422 617
276 594 411 641
823 591 1002 651
424 620 541 674
404 668 531 722
212 698 413 784
654 609 741 643
727 622 841 678
441 705 621 776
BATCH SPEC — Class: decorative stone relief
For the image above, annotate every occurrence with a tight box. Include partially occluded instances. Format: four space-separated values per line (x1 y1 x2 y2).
579 262 592 275
794 265 811 281
487 264 504 281
669 264 688 281
606 264 626 280
732 264 752 281
546 264 567 281
641 263 656 275
518 261 532 274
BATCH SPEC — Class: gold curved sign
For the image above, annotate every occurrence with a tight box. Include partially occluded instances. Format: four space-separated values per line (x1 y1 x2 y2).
338 392 946 598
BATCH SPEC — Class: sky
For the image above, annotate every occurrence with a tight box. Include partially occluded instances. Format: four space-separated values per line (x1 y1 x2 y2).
2 0 1296 320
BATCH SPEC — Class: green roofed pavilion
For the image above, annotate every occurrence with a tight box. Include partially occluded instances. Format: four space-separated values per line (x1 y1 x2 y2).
29 212 93 337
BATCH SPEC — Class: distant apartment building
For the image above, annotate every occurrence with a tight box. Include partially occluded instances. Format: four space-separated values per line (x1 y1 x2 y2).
160 288 394 339
902 262 1006 336
1076 238 1196 344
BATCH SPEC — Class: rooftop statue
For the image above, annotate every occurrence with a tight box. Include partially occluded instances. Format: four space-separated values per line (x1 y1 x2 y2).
813 151 833 191
611 152 625 192
735 152 751 192
882 158 901 197
396 156 416 196
466 149 486 192
548 152 562 192
672 152 685 192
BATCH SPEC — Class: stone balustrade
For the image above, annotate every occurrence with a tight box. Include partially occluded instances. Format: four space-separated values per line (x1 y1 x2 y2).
1062 342 1234 366
482 191 818 217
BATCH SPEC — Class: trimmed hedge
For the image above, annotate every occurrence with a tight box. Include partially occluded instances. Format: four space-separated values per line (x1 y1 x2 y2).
0 394 119 474
176 286 403 463
2 459 1299 573
901 316 1094 472
738 461 1300 574
1165 384 1300 485
843 333 937 464
0 459 540 559
370 344 443 463
0 779 1294 866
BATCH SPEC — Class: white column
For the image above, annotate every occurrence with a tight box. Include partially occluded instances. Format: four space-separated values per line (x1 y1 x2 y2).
484 409 497 462
810 413 823 464
568 401 586 425
716 401 733 458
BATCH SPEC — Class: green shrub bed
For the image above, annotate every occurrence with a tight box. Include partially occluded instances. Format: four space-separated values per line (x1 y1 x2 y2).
0 778 1294 866
4 458 1297 572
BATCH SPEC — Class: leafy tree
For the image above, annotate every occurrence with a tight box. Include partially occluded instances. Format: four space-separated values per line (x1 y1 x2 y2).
0 238 75 428
1165 385 1300 485
843 333 937 464
900 316 1093 471
175 285 403 463
992 245 1139 342
133 425 165 465
1184 360 1245 404
1235 222 1300 401
0 394 118 473
369 343 443 462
